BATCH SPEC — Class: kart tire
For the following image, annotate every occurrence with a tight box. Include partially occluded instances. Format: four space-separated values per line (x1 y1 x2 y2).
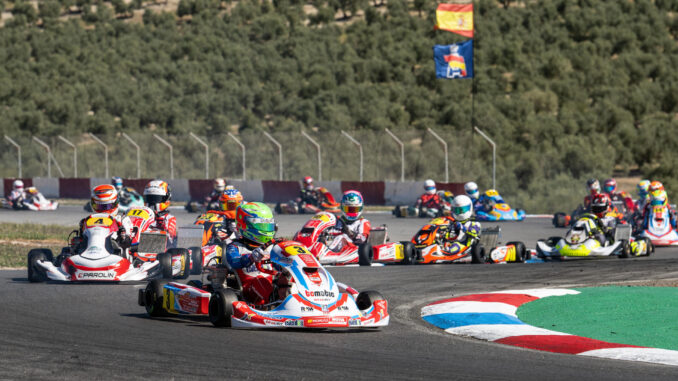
393 206 402 218
83 202 93 212
619 240 631 258
471 244 486 264
553 213 567 228
274 202 282 214
358 243 373 266
399 241 416 265
157 252 173 279
507 241 527 263
643 237 654 256
144 279 169 317
209 288 239 327
189 246 203 275
27 248 53 283
167 248 191 279
356 290 386 311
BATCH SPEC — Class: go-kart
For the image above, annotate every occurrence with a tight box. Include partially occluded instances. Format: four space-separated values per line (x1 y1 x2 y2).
187 211 236 276
410 217 529 264
84 187 143 214
553 200 631 228
275 187 341 215
475 190 525 221
27 213 190 282
536 216 652 259
392 191 453 218
293 212 416 266
639 202 678 246
4 187 58 211
138 240 390 329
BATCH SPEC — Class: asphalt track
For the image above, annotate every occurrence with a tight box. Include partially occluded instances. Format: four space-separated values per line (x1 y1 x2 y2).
2 206 678 380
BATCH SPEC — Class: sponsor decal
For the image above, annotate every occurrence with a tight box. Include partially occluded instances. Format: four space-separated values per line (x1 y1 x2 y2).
331 317 346 324
348 318 361 327
285 320 304 327
177 292 200 313
301 306 315 312
305 290 335 298
299 254 318 267
264 319 284 326
77 271 116 279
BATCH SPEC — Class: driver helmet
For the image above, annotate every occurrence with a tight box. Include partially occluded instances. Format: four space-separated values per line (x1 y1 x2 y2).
637 179 651 199
591 193 611 218
111 176 123 191
143 180 171 212
464 182 479 200
219 188 243 213
12 179 24 191
649 180 664 194
303 176 314 191
341 190 364 221
236 202 276 245
603 178 617 194
214 178 226 193
586 179 601 195
650 190 668 207
91 184 119 215
452 195 473 222
424 179 436 195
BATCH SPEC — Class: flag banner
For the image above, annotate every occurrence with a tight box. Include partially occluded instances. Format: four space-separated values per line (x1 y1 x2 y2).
434 41 474 79
436 3 474 37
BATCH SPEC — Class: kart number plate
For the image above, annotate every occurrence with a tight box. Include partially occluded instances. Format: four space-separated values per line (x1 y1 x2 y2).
127 208 151 220
85 216 114 228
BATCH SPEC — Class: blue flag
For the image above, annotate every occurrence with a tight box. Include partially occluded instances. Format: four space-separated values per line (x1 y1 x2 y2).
434 40 474 79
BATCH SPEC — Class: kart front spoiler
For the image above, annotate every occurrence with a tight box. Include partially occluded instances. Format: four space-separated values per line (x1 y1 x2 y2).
36 259 159 282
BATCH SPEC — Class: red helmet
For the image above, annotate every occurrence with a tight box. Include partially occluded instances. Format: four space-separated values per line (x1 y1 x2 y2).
586 179 600 195
603 178 617 194
303 176 314 190
91 184 119 214
591 194 611 217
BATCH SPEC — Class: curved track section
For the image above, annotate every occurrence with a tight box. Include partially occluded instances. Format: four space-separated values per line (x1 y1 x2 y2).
2 208 678 379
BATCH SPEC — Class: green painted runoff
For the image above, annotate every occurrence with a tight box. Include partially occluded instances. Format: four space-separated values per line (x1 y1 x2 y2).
517 286 678 351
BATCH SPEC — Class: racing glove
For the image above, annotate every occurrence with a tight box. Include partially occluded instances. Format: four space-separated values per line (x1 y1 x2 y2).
250 247 266 262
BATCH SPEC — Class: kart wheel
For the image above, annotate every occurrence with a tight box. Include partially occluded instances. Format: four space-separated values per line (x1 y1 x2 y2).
209 289 239 327
507 241 527 263
643 237 654 256
27 248 53 283
157 252 173 279
393 206 401 218
83 202 93 212
399 241 416 265
189 246 203 275
553 213 566 228
358 243 373 266
144 279 169 317
619 240 631 258
356 290 386 311
167 248 191 279
471 244 486 264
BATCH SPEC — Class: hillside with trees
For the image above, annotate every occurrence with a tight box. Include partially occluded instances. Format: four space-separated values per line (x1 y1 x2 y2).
0 0 677 212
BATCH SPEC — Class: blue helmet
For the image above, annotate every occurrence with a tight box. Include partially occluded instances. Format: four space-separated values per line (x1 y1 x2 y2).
111 176 123 191
341 190 364 221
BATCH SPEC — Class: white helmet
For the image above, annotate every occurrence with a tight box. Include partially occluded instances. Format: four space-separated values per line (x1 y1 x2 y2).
452 195 473 221
424 179 436 195
464 181 479 200
214 178 226 192
13 179 24 191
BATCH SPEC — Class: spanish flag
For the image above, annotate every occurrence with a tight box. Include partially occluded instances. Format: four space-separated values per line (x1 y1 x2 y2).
436 3 473 38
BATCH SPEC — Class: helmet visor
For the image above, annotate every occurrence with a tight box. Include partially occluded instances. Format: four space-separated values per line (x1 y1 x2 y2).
453 204 471 216
424 185 436 192
603 185 615 193
651 198 665 206
343 205 362 214
144 194 166 204
93 202 118 212
223 200 240 211
247 217 276 234
591 204 607 214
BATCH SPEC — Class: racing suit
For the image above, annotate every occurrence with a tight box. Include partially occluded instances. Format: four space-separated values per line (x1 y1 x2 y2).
204 189 222 210
225 239 278 306
75 213 133 255
641 202 677 229
326 216 371 252
118 187 140 206
415 193 442 211
443 220 481 255
198 210 237 245
6 189 25 209
299 188 320 207
586 213 617 246
153 210 178 248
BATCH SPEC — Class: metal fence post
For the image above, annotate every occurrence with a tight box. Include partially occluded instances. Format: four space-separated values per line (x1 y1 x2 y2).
189 132 209 179
385 128 404 182
153 134 174 179
32 137 52 177
341 131 363 182
4 135 22 178
474 127 496 189
227 133 246 181
301 131 322 181
121 133 141 178
426 128 448 183
88 133 109 178
263 132 283 181
58 136 77 177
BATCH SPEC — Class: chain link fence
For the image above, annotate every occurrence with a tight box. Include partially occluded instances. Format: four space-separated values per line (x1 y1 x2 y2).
0 129 490 184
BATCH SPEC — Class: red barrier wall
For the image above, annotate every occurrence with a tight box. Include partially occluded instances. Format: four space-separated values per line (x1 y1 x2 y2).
262 181 300 203
3 178 33 198
59 178 91 199
188 179 214 200
436 182 465 195
341 181 385 205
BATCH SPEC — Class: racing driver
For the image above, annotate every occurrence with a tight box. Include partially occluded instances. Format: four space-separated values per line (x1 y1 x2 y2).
143 180 178 247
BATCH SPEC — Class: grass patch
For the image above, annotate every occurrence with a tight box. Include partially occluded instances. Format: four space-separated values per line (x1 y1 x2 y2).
0 244 63 268
0 223 75 241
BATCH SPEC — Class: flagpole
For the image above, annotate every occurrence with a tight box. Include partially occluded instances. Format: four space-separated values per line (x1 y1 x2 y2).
468 3 476 183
